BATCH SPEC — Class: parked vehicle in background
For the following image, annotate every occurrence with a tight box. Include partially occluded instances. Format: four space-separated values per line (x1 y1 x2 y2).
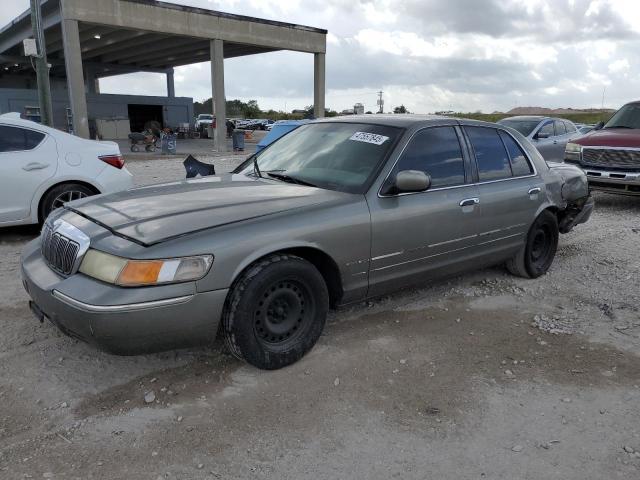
0 113 133 227
22 115 592 370
497 116 578 162
565 101 640 195
575 124 596 135
194 114 214 130
255 120 309 153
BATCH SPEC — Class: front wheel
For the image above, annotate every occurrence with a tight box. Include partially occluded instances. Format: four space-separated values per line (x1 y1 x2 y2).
506 210 559 278
222 254 329 370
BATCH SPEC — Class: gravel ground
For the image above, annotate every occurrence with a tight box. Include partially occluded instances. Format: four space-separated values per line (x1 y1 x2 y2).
1 156 639 479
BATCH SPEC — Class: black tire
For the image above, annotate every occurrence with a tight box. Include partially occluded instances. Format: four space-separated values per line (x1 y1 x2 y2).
506 210 559 278
39 183 96 222
222 254 329 370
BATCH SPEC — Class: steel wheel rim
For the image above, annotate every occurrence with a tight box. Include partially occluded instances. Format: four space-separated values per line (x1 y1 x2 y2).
530 225 552 266
51 190 88 210
253 279 315 347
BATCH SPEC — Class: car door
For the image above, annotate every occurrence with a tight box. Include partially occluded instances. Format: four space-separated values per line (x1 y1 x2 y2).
464 126 543 257
367 125 483 296
0 124 56 223
550 120 570 161
531 120 556 161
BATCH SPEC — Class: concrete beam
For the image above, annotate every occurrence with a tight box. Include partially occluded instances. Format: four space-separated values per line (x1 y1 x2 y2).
59 0 326 54
61 18 90 138
166 68 175 98
314 52 326 118
81 30 150 59
0 8 60 54
48 25 112 54
210 39 226 152
115 39 208 66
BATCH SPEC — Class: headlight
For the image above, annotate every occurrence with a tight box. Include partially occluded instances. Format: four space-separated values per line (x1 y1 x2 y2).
565 142 582 153
79 250 213 286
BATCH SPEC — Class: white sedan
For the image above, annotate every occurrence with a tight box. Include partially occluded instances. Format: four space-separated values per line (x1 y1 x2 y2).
0 113 133 227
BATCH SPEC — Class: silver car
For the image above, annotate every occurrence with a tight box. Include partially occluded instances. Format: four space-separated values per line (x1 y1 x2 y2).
21 116 593 369
498 116 579 162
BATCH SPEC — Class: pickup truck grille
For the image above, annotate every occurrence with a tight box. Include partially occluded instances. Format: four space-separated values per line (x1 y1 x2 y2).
41 224 80 275
582 148 640 170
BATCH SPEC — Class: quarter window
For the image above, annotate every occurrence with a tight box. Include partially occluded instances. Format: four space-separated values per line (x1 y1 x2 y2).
498 131 533 176
0 126 45 152
393 126 465 189
465 127 512 181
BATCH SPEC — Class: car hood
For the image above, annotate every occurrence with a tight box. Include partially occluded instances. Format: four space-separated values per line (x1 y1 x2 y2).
66 175 355 246
572 128 640 148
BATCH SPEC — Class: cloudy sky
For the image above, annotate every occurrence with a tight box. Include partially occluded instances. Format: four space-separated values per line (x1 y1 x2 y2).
2 0 640 113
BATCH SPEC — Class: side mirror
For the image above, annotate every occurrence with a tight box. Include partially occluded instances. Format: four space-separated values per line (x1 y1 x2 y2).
594 121 605 130
395 170 431 193
536 131 550 139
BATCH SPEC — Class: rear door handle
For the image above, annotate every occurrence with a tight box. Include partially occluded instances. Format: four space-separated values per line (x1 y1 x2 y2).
528 187 541 195
459 197 480 207
22 162 50 171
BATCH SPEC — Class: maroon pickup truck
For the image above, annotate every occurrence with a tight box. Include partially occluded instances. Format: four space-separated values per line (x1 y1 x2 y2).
564 101 640 195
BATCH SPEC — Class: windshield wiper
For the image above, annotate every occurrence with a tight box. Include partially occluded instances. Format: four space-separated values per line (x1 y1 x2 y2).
253 155 262 178
266 172 318 188
605 125 634 129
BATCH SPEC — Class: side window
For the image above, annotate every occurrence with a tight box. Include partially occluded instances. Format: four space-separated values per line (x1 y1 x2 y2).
393 126 465 189
554 120 566 135
538 122 554 137
0 126 45 152
564 121 576 134
498 131 533 177
465 127 512 181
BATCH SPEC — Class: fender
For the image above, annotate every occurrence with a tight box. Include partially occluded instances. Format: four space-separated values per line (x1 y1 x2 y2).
29 174 104 224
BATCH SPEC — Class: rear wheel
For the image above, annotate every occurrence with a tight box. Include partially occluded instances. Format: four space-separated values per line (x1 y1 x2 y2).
222 254 329 370
506 210 559 278
39 183 95 222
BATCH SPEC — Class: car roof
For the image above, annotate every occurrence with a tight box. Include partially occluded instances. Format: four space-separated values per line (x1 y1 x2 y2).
500 115 574 123
313 114 500 129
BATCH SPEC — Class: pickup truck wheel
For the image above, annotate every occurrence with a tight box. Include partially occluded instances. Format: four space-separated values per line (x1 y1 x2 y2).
506 210 558 279
222 254 329 370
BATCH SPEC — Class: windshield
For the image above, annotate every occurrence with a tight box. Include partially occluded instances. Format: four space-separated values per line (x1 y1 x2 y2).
235 122 402 193
604 103 640 129
497 119 541 136
199 115 213 120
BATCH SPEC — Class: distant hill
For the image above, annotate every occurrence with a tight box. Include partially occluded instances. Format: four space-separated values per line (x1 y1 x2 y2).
505 107 615 115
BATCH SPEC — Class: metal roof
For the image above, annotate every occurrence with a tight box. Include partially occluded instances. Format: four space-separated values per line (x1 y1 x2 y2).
0 0 326 78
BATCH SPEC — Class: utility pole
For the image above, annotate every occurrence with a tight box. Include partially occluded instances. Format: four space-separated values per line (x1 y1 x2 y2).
601 86 606 110
377 90 384 114
30 0 53 127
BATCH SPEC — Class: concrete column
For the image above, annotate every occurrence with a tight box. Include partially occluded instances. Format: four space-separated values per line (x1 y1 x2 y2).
210 39 226 152
61 18 90 138
166 68 175 98
313 52 326 118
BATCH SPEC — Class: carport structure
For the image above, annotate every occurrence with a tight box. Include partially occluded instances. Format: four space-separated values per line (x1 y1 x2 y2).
0 0 327 150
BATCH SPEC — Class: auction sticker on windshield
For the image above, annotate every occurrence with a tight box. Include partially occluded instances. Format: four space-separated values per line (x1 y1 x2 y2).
349 132 389 145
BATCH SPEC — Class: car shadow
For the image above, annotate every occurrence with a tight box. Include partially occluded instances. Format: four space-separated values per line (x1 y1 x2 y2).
0 224 41 243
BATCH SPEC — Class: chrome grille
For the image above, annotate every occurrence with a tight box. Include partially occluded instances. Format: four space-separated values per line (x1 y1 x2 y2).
582 148 640 169
41 223 80 275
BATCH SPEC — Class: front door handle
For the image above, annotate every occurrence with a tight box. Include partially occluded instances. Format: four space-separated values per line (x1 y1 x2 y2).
22 162 50 171
528 187 541 195
459 197 480 207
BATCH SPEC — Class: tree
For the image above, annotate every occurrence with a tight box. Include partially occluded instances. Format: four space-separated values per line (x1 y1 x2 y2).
393 105 408 114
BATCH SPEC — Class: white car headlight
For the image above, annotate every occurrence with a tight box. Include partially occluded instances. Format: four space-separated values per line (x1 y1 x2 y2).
565 142 582 153
79 250 213 286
